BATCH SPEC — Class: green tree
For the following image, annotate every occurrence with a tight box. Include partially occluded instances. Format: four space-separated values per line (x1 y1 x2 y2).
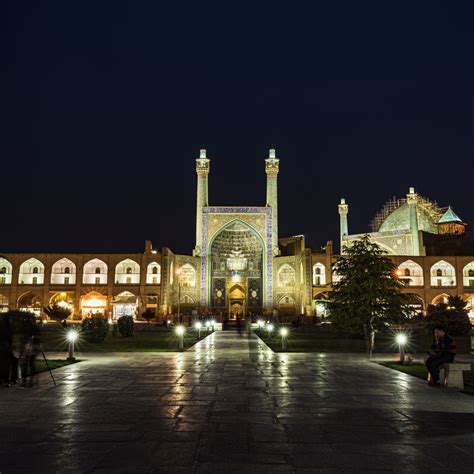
43 303 72 323
327 235 410 353
424 295 471 336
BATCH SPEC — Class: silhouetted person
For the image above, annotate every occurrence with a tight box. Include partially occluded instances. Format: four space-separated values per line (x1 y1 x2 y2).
21 324 41 388
236 317 242 338
426 325 456 386
0 315 14 387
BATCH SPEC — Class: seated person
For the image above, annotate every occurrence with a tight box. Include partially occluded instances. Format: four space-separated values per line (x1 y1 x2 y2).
425 325 456 386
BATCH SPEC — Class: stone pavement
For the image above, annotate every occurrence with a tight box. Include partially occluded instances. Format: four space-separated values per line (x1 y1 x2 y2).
0 332 474 473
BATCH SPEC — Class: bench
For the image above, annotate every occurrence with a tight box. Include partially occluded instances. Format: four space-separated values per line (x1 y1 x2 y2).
427 362 471 389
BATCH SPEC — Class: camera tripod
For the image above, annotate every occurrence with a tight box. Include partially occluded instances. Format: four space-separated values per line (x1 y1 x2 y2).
18 339 56 387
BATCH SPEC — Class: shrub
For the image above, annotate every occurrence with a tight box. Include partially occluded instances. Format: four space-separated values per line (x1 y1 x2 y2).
117 315 135 337
81 313 108 343
141 308 155 323
5 310 36 335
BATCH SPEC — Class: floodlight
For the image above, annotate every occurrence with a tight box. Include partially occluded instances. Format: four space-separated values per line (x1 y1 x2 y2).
395 334 407 345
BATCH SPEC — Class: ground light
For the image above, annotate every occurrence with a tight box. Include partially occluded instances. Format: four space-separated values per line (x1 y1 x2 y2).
257 319 264 335
280 327 289 350
396 333 408 364
267 323 274 337
67 330 78 361
205 320 211 333
194 321 202 338
210 319 216 330
175 325 185 350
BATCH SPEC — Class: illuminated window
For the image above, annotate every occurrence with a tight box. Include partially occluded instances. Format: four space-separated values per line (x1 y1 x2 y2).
33 267 38 274
146 263 161 284
0 267 6 274
126 267 132 274
398 260 424 286
95 267 101 274
431 260 456 287
312 264 326 286
51 258 77 284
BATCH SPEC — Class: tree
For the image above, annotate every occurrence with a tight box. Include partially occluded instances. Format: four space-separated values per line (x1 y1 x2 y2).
43 303 72 323
424 295 471 336
141 308 155 324
327 235 410 353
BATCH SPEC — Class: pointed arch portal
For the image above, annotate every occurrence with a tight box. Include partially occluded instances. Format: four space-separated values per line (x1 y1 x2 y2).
208 219 265 318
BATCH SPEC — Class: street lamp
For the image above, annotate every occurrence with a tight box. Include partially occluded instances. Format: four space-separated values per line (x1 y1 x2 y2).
210 319 216 331
396 333 407 364
176 325 185 351
176 267 182 324
267 323 274 338
67 330 78 361
205 320 211 333
195 321 202 338
257 319 264 335
280 327 288 350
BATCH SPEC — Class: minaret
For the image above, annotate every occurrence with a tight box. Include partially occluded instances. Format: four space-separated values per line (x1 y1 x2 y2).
338 198 349 253
195 149 210 256
406 186 420 256
265 147 279 256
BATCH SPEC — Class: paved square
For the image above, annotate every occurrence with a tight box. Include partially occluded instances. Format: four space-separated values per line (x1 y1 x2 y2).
1 332 473 473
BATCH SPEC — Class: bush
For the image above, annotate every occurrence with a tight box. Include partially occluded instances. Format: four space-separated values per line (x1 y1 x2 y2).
81 314 108 343
424 310 472 336
117 315 135 337
141 308 155 323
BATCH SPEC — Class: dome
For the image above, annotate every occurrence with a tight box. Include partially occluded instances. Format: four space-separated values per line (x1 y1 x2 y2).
374 195 443 234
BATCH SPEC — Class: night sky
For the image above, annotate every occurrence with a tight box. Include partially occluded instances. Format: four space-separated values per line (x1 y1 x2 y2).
6 1 474 255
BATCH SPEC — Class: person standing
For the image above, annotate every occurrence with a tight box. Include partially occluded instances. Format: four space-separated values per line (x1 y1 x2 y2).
0 315 13 387
425 325 456 386
21 324 41 388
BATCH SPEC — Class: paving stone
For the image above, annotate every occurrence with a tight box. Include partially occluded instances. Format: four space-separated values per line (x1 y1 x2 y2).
1 331 474 473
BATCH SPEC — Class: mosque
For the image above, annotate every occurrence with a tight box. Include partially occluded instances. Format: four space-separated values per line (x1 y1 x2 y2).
0 149 473 321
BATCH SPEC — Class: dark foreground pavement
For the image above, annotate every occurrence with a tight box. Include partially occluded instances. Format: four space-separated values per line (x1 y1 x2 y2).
1 331 473 473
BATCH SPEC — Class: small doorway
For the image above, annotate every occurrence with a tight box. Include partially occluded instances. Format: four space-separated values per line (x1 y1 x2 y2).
228 284 245 319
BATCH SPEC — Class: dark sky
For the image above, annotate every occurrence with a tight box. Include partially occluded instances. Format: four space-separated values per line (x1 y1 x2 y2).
6 1 474 254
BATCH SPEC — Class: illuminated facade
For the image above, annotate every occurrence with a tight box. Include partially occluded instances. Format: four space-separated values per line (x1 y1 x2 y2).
0 151 473 321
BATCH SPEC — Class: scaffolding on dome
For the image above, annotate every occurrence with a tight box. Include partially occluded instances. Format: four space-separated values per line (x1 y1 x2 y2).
370 195 444 232
370 196 405 232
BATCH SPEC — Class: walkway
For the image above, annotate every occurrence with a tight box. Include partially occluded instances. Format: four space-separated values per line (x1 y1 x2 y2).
0 331 473 473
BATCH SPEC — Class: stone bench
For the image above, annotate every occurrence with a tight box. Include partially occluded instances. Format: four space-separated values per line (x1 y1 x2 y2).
427 362 471 389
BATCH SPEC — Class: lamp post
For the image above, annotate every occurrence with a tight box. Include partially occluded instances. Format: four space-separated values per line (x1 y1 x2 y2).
205 320 211 333
280 327 288 350
195 321 202 339
176 325 185 351
67 330 78 361
396 333 407 364
257 319 264 335
176 267 182 324
267 323 274 338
